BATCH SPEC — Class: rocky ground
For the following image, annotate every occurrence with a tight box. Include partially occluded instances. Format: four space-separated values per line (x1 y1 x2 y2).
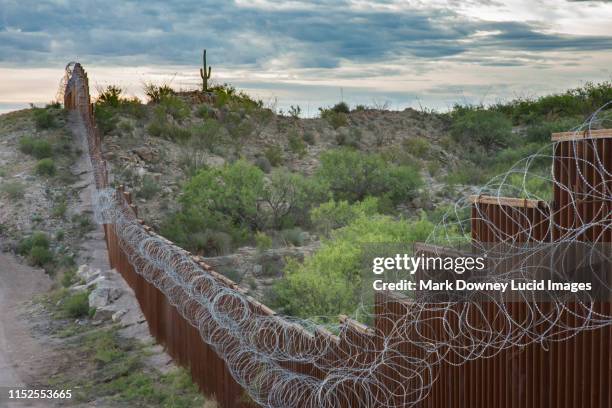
0 108 214 407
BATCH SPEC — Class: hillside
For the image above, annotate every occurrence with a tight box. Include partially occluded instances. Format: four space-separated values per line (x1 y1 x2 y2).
84 81 612 308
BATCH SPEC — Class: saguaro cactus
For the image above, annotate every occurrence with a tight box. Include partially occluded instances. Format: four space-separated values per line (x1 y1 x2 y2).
200 49 212 92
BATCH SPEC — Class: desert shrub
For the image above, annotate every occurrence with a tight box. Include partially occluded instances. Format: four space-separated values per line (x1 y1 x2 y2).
31 231 50 248
1 181 25 200
288 105 301 119
316 148 422 204
303 131 316 145
61 268 78 288
310 197 379 234
331 102 350 114
451 106 512 149
260 170 325 229
164 160 265 248
271 215 433 318
403 137 431 157
159 95 190 121
94 105 118 134
137 176 161 200
336 127 361 148
119 98 146 119
320 109 348 129
35 158 56 176
225 111 254 141
264 145 284 167
96 85 123 108
147 114 191 142
288 131 307 157
279 227 305 246
255 231 273 252
492 81 612 124
19 137 52 159
29 246 53 267
33 107 59 130
117 119 134 135
191 119 223 149
254 156 272 173
143 82 175 103
525 117 583 143
63 291 90 318
196 104 214 119
211 83 263 112
445 163 487 185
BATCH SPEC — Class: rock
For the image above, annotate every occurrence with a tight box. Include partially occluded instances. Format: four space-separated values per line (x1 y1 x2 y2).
112 310 127 323
253 264 263 275
162 187 173 194
205 155 226 167
89 287 111 309
133 146 157 162
93 307 114 322
77 265 101 283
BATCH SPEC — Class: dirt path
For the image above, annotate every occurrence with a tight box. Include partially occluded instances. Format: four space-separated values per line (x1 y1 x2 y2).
0 252 52 407
69 112 110 272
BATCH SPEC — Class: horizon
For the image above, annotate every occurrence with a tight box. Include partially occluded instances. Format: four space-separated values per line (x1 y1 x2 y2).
1 0 612 116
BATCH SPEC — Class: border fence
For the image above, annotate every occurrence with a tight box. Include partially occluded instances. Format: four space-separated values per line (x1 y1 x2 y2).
64 62 611 407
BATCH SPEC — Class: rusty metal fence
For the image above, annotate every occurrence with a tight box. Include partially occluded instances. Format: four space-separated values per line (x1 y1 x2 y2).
64 62 612 408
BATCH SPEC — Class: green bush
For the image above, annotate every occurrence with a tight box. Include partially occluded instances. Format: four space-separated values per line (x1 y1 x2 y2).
63 291 90 318
29 246 53 267
159 95 190 121
143 82 175 103
525 117 583 143
162 160 265 250
271 215 433 318
288 131 307 157
320 109 348 129
211 83 263 112
35 158 56 176
451 106 512 149
261 170 327 229
316 148 422 204
255 231 273 252
1 181 25 200
31 231 50 248
33 108 58 130
255 156 272 173
19 137 52 159
191 118 223 149
264 145 284 167
279 227 305 246
51 200 68 218
61 268 78 288
96 85 123 108
303 131 316 145
492 81 612 124
137 176 161 200
331 102 350 114
94 105 118 134
403 137 431 157
147 118 191 142
310 197 379 234
18 231 50 256
336 127 361 148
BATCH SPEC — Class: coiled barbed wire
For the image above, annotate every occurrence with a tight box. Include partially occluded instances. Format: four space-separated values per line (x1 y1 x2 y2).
67 63 611 407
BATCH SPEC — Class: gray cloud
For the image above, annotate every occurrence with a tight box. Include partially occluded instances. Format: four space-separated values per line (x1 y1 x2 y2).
1 0 611 70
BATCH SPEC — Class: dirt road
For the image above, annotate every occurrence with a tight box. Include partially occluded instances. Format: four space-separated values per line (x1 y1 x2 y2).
0 252 52 406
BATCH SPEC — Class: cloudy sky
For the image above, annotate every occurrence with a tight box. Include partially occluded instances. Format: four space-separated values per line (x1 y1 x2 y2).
1 0 611 115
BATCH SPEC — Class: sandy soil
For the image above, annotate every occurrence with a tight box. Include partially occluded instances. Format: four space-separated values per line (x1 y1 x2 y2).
0 252 53 407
